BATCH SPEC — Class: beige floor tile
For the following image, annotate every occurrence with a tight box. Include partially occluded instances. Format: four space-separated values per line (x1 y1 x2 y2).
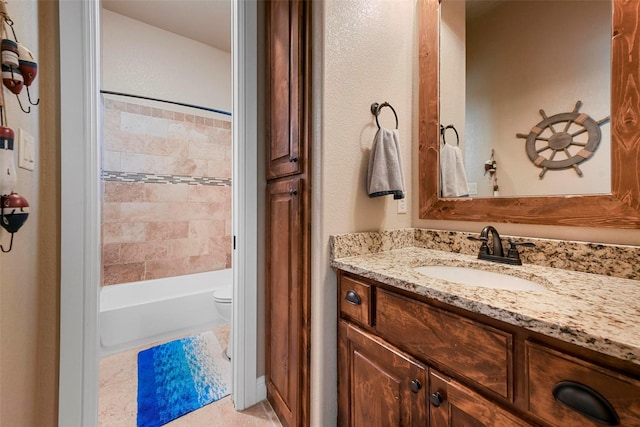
98 326 280 427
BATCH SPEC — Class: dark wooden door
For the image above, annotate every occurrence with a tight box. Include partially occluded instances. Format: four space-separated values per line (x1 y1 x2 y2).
266 0 304 179
265 0 310 425
338 320 428 427
265 176 305 427
429 370 532 427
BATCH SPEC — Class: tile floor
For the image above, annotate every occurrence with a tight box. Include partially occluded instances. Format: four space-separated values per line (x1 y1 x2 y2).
99 324 281 426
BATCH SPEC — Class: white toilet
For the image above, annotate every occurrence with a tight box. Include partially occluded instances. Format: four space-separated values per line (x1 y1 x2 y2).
213 285 232 360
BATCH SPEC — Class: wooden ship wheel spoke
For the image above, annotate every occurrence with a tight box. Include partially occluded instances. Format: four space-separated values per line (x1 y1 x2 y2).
516 101 610 179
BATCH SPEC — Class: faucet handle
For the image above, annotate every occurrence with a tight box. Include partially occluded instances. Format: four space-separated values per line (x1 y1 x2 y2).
507 240 535 260
467 235 489 255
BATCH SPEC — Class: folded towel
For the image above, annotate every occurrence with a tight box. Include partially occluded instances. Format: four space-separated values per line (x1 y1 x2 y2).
440 143 469 197
367 127 405 200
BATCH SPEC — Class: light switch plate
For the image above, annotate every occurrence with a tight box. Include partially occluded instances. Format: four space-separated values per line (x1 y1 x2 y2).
18 128 35 171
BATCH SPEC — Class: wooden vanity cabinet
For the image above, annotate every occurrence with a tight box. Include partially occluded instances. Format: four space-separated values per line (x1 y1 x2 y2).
338 320 428 426
337 270 640 427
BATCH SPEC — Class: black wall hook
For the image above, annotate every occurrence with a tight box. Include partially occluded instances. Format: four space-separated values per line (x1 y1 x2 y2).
371 102 398 130
0 232 13 253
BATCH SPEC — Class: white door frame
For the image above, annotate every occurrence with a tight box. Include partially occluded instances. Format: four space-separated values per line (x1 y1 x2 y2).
58 1 261 425
231 0 263 410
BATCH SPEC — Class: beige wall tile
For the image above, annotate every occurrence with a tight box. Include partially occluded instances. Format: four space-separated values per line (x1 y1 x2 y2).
144 258 190 280
144 183 189 203
103 263 146 286
102 150 122 171
168 238 210 258
146 221 189 241
119 202 170 222
104 182 145 202
102 243 121 265
120 241 169 263
145 136 188 158
104 129 146 153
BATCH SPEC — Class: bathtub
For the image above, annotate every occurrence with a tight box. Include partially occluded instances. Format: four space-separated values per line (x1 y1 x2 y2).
99 269 232 356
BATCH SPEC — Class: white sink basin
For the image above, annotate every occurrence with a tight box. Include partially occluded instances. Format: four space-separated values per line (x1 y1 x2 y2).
413 265 545 291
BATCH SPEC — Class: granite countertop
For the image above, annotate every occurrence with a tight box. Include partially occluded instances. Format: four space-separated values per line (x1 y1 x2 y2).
331 247 640 366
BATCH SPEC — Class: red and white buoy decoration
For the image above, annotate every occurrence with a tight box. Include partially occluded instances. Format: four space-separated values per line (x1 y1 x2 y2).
0 2 31 251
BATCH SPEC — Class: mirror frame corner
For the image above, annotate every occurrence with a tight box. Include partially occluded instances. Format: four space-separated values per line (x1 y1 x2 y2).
419 0 640 228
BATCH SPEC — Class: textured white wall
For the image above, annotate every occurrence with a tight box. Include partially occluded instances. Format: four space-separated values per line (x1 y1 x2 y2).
102 9 231 112
313 0 415 425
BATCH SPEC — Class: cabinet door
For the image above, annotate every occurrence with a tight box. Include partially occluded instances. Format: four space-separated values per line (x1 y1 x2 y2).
429 370 532 427
266 0 306 179
266 176 306 426
338 320 428 427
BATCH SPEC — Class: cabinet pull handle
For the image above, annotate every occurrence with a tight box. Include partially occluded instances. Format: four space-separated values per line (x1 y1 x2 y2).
429 392 443 407
409 379 422 393
289 156 298 163
344 290 361 305
552 381 620 425
289 189 298 196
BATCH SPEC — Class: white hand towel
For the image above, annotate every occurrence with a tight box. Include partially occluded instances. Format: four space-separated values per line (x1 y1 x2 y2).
440 143 469 197
367 127 405 199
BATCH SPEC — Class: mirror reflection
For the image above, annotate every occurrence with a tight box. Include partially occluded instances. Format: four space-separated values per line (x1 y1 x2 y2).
439 0 612 198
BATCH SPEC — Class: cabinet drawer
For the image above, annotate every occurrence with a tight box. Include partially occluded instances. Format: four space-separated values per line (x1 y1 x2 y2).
339 275 372 326
376 289 513 399
527 342 640 426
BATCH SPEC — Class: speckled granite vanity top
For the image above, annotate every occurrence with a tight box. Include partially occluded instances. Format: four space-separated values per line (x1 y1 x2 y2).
330 230 640 366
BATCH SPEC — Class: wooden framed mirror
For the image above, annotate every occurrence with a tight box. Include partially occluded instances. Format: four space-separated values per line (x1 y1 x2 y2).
419 0 640 228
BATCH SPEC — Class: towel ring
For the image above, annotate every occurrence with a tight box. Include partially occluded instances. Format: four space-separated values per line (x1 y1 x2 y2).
440 124 459 146
371 102 399 130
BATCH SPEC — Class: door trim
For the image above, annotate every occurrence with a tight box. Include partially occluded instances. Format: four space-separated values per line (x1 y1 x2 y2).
232 0 263 409
58 1 100 425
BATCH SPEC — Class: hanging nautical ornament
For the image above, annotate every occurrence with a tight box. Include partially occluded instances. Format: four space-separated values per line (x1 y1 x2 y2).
17 41 36 105
516 101 610 179
0 191 28 252
0 1 33 253
1 38 17 67
0 2 36 113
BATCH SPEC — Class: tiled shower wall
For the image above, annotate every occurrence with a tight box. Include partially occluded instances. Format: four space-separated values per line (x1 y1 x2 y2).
101 95 232 286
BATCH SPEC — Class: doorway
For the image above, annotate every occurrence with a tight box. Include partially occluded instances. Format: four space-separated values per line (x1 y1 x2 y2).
58 1 261 425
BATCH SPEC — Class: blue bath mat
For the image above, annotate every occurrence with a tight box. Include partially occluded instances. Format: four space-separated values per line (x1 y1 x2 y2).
137 332 230 427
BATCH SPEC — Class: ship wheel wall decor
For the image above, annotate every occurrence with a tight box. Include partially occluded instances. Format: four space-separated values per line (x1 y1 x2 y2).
516 101 609 179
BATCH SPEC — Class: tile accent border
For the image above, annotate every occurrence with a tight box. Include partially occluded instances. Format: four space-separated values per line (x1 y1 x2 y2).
101 170 231 187
330 228 640 280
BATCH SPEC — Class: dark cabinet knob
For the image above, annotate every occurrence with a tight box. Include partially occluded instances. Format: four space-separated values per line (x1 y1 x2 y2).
289 189 298 196
344 290 361 305
553 381 619 425
429 392 443 407
409 379 422 393
289 156 298 163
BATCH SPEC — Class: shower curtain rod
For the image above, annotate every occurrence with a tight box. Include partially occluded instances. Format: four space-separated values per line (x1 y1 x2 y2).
100 90 232 116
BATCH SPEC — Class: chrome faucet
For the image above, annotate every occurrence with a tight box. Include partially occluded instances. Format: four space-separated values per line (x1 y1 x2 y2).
468 226 535 265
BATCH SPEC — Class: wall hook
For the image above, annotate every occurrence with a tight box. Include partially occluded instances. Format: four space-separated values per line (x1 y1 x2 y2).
26 86 38 105
4 18 18 42
0 232 13 252
15 94 30 113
